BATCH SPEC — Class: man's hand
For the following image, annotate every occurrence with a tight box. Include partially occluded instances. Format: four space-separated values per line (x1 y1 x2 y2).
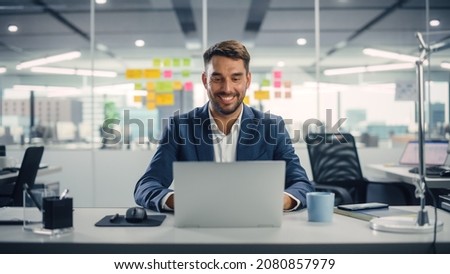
166 193 175 210
283 194 295 210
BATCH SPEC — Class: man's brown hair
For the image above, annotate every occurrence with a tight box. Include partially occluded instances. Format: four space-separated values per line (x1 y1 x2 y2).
203 40 251 73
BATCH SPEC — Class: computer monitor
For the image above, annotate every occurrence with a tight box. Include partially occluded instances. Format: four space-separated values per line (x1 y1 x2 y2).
399 140 448 166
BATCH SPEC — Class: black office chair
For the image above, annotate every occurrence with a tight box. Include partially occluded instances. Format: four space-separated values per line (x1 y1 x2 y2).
0 145 5 156
0 146 44 207
305 133 415 205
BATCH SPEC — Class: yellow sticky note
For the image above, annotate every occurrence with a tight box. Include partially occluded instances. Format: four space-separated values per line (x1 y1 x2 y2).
134 96 143 103
146 101 156 110
144 69 161 78
243 96 250 105
125 69 143 79
254 90 270 100
156 93 175 106
173 81 183 90
146 82 155 92
147 91 156 101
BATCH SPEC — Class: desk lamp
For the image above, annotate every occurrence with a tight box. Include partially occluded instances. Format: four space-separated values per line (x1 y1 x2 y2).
370 32 445 233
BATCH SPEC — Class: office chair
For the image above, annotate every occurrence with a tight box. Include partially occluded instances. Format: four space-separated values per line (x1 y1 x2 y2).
305 133 415 205
0 146 44 207
0 145 5 156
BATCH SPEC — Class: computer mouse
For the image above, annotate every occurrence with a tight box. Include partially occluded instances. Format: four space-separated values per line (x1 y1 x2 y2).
125 207 147 223
440 170 450 177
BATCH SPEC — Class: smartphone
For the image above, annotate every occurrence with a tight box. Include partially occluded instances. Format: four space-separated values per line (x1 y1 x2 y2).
337 202 389 211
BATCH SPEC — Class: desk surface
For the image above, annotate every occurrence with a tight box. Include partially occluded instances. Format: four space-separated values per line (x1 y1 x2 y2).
368 164 450 189
0 166 62 185
0 206 449 254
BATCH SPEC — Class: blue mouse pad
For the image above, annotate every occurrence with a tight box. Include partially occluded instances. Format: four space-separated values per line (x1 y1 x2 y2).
95 214 166 227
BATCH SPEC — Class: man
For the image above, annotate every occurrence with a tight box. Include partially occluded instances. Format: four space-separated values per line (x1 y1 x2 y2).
134 40 313 212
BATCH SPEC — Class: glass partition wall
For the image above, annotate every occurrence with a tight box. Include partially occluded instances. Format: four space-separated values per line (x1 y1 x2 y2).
0 0 449 150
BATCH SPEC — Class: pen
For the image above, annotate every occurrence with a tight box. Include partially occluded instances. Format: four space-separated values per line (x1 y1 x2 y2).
59 189 69 200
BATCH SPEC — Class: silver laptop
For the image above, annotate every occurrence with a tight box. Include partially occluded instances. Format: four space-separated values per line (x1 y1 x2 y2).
398 140 448 166
173 161 285 228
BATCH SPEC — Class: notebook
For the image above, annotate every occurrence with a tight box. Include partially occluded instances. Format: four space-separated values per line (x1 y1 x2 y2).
398 140 448 166
173 161 285 228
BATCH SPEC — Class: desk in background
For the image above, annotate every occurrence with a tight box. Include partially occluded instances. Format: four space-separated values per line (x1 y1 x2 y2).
0 166 62 186
0 206 449 253
367 164 450 189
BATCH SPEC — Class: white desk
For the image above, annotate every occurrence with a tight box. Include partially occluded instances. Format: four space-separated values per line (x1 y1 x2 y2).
367 164 450 189
0 206 449 253
0 166 62 186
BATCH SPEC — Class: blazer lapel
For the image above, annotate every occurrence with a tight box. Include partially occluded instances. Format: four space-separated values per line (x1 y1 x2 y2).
194 104 214 161
237 105 261 160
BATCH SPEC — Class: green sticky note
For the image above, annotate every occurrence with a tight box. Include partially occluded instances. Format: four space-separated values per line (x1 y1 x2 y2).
181 70 191 77
182 58 191 67
153 58 161 67
173 58 181 67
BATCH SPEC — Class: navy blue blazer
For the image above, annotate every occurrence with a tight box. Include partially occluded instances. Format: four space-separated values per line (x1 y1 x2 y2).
134 103 314 212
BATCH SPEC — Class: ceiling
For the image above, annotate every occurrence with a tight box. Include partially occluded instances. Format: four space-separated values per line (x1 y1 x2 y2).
0 0 450 88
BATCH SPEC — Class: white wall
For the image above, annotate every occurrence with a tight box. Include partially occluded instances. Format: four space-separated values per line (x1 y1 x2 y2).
8 146 405 207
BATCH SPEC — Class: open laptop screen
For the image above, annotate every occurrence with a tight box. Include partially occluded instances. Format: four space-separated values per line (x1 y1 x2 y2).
173 161 285 228
399 140 448 166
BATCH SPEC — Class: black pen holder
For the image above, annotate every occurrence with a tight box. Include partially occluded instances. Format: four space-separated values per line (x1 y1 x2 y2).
42 196 73 229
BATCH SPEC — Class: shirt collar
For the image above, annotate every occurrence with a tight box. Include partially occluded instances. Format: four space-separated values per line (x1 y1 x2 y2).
208 103 243 135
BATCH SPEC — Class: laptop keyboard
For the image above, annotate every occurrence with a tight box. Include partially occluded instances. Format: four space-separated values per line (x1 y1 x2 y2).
409 166 450 177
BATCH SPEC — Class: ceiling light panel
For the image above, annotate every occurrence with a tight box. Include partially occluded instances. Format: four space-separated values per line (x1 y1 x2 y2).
16 51 81 70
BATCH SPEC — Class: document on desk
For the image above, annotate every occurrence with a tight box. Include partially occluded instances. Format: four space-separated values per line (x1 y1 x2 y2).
0 207 24 225
334 207 416 221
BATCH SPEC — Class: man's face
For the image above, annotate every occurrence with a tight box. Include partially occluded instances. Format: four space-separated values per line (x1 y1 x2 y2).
202 56 251 117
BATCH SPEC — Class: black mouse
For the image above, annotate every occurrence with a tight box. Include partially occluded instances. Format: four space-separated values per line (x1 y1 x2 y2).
125 207 147 223
440 170 450 177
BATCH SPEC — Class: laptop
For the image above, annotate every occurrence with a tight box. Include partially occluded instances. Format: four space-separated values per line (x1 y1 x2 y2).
398 140 448 166
173 161 285 228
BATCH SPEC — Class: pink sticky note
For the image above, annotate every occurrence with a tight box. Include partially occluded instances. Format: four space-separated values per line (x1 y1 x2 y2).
273 70 282 79
163 70 172 79
184 81 193 92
